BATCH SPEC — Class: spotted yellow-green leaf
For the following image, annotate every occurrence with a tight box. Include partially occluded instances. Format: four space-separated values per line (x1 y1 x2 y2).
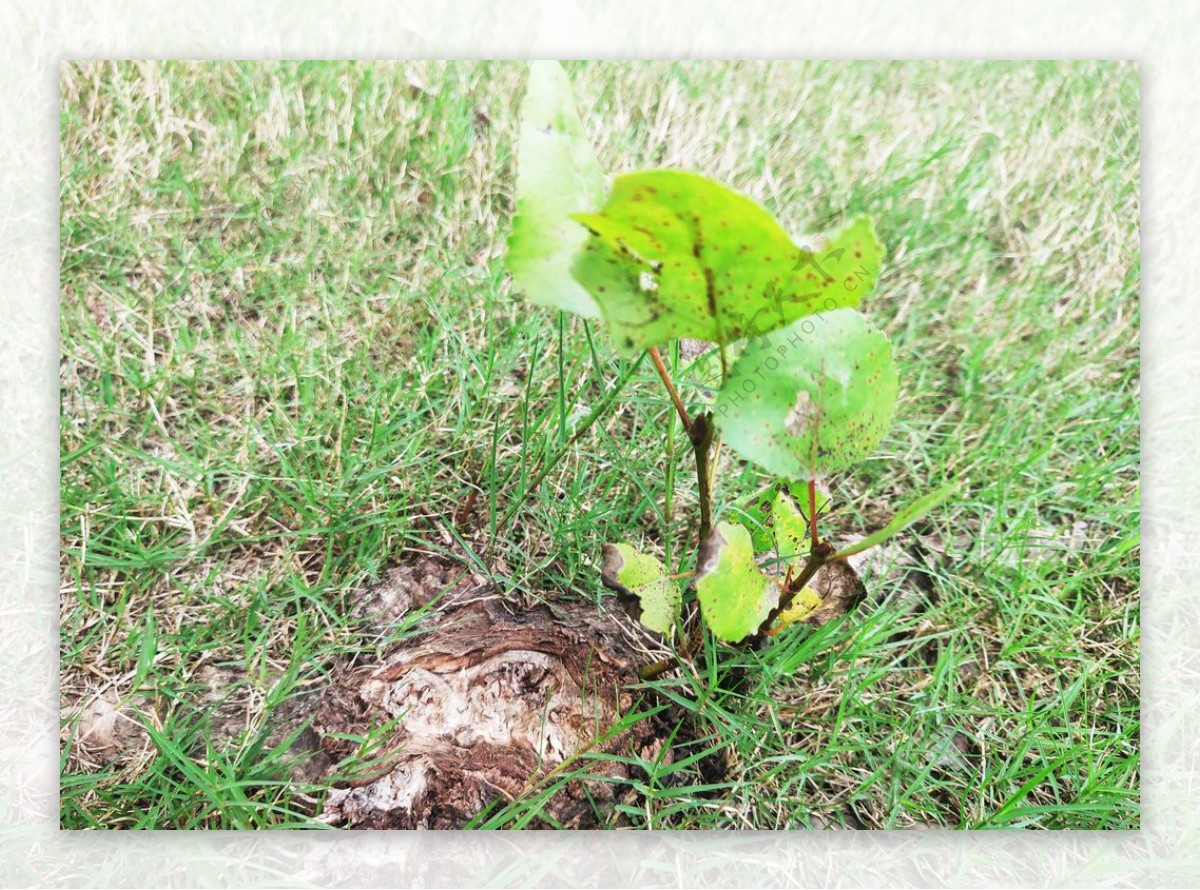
599 543 681 634
716 309 898 480
771 585 823 631
769 560 866 636
770 488 812 564
732 480 832 555
731 481 790 553
570 170 883 355
695 522 779 643
829 480 962 561
506 61 606 318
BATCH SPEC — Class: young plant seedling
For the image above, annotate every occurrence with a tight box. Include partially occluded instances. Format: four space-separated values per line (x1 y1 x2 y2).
506 62 958 666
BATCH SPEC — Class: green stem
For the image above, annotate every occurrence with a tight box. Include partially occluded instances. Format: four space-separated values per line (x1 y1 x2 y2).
556 312 567 442
663 343 681 571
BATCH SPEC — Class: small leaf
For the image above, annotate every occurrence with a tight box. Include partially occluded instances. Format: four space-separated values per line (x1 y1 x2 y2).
730 497 777 554
770 560 866 634
770 487 814 564
600 543 681 634
771 585 823 631
506 61 606 318
695 522 779 643
570 170 882 355
716 309 898 480
730 481 789 553
731 480 830 555
829 481 962 561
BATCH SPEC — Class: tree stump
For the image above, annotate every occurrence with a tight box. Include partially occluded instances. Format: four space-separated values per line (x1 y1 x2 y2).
310 553 669 829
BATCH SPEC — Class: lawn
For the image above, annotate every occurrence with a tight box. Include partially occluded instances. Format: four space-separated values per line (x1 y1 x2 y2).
59 60 1139 830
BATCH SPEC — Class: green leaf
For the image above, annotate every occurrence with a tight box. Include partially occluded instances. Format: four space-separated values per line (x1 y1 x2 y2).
599 543 681 634
769 488 812 564
829 481 962 561
716 309 898 480
731 499 776 554
731 480 830 555
695 522 779 643
506 61 606 318
731 481 790 553
569 170 882 355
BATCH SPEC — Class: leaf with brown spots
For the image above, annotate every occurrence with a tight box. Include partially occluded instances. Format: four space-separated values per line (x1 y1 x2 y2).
770 584 823 630
731 481 830 557
600 543 681 634
715 309 898 480
695 522 779 643
569 170 882 355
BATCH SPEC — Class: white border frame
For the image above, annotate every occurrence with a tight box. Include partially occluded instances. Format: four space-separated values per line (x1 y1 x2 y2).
6 1 1191 885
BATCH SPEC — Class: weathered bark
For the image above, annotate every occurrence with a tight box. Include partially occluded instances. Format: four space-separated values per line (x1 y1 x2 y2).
311 553 668 829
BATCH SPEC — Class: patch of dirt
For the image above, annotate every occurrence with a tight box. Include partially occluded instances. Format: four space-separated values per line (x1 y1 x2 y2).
64 690 154 768
61 539 939 830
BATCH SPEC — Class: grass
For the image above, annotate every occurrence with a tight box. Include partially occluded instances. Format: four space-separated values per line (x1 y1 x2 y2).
59 60 1139 830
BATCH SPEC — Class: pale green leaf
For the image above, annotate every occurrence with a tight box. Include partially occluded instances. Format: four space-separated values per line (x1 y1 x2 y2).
570 170 882 355
599 543 681 634
695 522 779 643
716 309 898 480
506 61 606 318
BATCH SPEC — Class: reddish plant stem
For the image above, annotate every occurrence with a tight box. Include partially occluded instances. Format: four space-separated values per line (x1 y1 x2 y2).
642 345 726 670
647 346 692 434
646 345 713 541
